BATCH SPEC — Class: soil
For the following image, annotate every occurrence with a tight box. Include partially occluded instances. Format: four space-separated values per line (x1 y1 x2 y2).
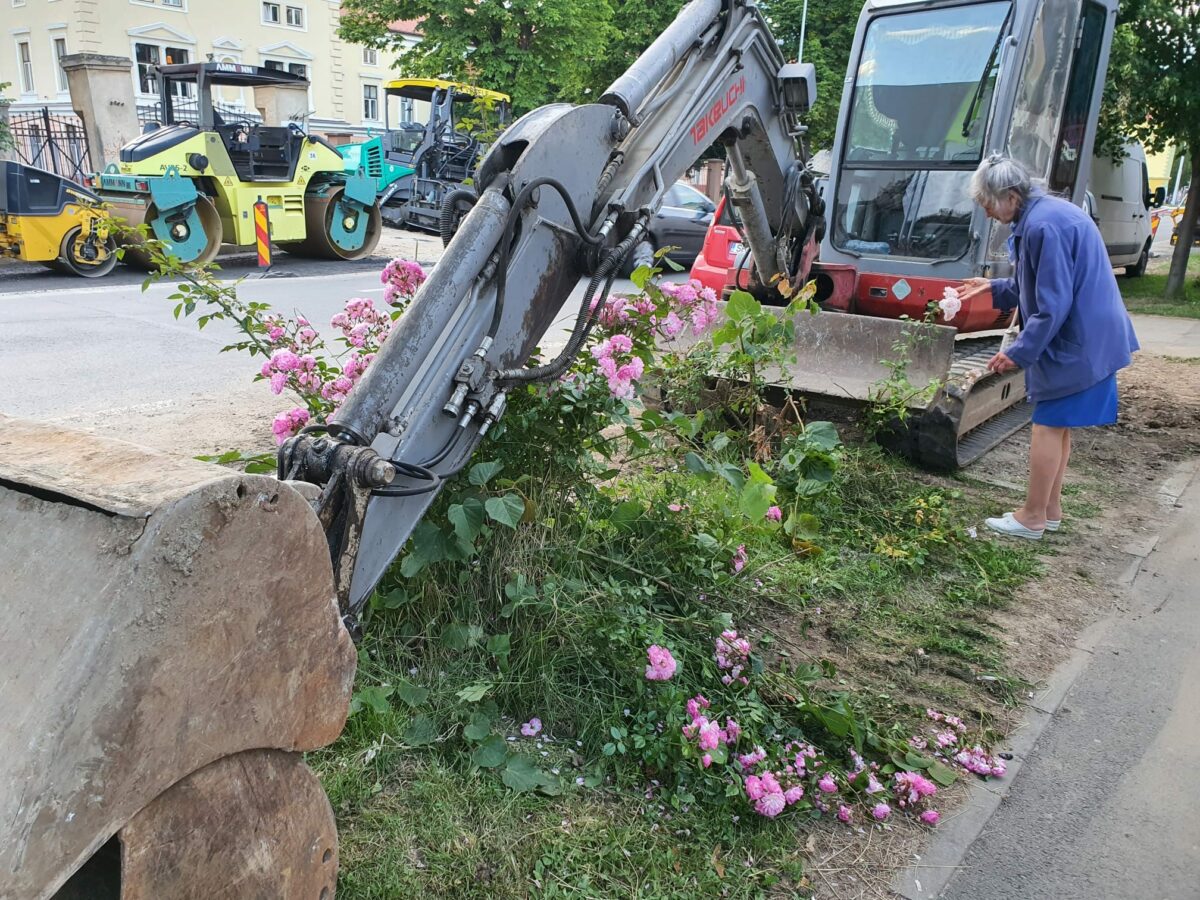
801 351 1200 899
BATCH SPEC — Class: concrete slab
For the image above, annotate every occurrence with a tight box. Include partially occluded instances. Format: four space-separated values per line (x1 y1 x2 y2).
1128 314 1200 359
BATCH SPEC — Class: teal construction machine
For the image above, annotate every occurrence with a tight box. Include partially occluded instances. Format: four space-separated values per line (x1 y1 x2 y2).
341 78 511 233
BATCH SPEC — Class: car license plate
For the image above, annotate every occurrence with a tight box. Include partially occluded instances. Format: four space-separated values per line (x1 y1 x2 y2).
728 241 744 261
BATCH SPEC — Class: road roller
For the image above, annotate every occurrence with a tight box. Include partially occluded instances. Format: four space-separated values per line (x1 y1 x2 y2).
0 161 117 277
90 62 381 268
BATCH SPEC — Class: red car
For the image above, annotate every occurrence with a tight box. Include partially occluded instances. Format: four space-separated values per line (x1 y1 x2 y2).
688 196 745 294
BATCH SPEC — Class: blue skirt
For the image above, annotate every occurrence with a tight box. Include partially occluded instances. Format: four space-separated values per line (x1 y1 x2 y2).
1032 374 1118 428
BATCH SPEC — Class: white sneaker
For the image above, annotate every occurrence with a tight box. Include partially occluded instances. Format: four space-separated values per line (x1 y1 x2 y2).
985 512 1044 540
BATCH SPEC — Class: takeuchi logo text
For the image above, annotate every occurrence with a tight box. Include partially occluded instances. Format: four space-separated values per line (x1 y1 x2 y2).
691 77 746 145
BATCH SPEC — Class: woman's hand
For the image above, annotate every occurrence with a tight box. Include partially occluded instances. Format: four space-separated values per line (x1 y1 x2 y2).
987 350 1017 374
956 277 992 301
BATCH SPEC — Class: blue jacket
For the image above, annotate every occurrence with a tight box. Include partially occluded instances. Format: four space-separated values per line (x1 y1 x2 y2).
990 192 1139 402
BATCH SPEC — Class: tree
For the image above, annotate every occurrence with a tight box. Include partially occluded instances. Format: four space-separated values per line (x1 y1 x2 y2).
1099 0 1199 299
587 0 690 95
761 0 862 153
338 0 616 113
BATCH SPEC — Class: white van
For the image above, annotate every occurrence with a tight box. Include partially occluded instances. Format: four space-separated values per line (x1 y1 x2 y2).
1083 144 1163 277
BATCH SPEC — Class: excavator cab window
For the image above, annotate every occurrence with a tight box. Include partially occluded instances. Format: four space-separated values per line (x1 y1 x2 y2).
833 1 1011 260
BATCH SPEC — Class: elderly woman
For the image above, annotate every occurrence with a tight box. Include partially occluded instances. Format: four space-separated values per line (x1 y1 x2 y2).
957 154 1139 539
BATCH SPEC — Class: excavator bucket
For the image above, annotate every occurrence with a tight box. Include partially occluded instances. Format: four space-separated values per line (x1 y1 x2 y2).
664 308 1030 470
0 415 356 899
772 313 956 401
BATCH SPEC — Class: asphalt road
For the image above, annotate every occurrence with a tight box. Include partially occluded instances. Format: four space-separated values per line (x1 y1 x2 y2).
941 465 1200 900
0 258 651 454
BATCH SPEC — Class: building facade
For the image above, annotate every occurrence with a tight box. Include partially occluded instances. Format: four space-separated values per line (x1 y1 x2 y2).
2 0 418 140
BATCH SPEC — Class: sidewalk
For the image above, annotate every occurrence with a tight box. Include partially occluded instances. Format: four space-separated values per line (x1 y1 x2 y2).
894 459 1200 899
1129 313 1200 358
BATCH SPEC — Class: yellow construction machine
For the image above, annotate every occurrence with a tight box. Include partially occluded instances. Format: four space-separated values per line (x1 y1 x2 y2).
0 161 116 277
89 62 381 268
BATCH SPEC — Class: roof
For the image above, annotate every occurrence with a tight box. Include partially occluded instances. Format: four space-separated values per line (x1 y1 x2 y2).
382 78 509 104
388 18 424 36
153 62 310 88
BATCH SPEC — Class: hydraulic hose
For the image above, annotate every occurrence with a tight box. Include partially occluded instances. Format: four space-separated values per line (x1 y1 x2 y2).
493 223 643 386
440 187 478 247
487 176 607 341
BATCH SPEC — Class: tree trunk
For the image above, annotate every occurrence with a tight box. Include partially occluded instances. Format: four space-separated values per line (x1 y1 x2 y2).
1164 152 1199 300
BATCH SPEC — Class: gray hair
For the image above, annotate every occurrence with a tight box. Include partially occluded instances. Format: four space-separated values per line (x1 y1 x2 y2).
970 153 1034 207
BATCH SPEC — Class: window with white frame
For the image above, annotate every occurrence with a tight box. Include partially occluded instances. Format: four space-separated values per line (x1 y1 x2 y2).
285 6 304 27
262 2 280 24
53 36 68 92
264 59 308 79
362 83 379 121
362 47 377 66
17 41 33 93
162 0 184 7
134 42 191 96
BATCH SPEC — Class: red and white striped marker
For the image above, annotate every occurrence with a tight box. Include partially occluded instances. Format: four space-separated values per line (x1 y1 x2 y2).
253 198 271 269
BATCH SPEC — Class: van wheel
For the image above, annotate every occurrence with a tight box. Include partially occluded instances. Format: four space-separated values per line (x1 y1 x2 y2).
1124 241 1150 278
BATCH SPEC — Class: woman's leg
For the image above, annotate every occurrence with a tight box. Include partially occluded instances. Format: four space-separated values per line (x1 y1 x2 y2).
1013 424 1068 529
1047 428 1072 521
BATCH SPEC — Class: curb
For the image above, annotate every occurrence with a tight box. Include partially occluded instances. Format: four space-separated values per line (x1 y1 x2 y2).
889 456 1200 899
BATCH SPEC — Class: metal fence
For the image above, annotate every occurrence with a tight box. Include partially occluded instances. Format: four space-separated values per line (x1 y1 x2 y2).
8 107 92 183
137 99 260 127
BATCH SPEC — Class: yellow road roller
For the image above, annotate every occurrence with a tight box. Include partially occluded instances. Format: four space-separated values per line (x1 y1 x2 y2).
91 62 381 267
0 161 117 277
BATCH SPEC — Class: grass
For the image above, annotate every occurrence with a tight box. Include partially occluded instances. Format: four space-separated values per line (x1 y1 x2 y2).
1119 249 1200 318
326 759 808 899
313 442 1045 898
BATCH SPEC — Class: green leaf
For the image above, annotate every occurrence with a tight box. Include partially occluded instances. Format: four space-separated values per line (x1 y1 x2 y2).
471 734 509 769
403 714 437 747
501 754 545 793
904 752 935 770
630 264 652 290
485 494 525 529
746 461 774 485
456 682 493 703
684 451 713 475
486 633 511 656
373 587 410 611
441 622 472 651
448 498 487 543
349 684 393 716
739 480 776 520
709 432 731 453
715 463 746 493
394 680 430 708
463 712 493 742
928 761 958 787
468 460 504 486
724 289 760 323
609 500 645 529
805 420 842 451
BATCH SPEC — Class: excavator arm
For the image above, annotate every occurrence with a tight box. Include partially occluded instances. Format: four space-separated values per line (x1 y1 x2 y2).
0 3 822 897
287 0 824 620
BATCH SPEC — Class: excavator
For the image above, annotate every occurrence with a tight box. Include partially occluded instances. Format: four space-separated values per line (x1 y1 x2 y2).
0 0 1111 897
701 0 1117 469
